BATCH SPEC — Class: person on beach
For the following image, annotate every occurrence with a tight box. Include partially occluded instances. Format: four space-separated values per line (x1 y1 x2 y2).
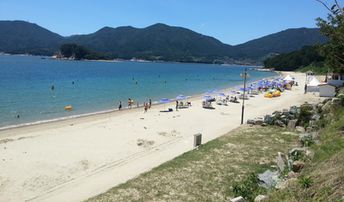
144 102 148 113
128 98 132 109
176 100 179 111
119 101 122 110
304 84 307 94
149 99 152 108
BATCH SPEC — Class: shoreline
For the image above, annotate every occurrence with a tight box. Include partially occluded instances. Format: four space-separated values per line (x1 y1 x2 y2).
1 53 264 67
0 73 279 133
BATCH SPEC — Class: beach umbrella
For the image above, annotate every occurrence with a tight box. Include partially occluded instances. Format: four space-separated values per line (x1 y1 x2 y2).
176 95 187 100
218 92 226 97
160 98 171 109
160 98 171 103
203 95 214 102
283 75 294 81
204 89 218 95
239 87 251 91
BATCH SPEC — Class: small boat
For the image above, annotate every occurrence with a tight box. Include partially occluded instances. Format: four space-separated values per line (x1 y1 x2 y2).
64 105 73 111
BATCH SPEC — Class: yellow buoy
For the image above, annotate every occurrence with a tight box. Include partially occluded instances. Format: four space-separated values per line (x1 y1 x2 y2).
64 105 73 111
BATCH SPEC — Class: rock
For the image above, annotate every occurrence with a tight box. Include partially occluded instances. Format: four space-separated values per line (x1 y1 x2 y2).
276 152 288 172
306 126 315 133
264 115 273 125
305 149 314 159
247 119 255 125
258 170 279 188
310 114 320 121
321 100 332 113
299 133 314 146
276 178 298 190
272 110 282 115
332 98 342 106
275 120 285 127
289 106 299 115
287 119 297 130
289 147 306 161
230 196 245 202
254 195 268 202
317 103 324 110
292 161 305 172
295 126 305 133
322 98 332 104
254 118 264 125
282 109 289 115
287 171 300 179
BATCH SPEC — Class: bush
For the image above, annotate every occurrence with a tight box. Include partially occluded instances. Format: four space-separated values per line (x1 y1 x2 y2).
298 176 313 188
298 104 314 127
231 173 265 201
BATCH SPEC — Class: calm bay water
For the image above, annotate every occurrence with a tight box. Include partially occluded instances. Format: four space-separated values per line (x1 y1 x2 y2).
0 55 276 128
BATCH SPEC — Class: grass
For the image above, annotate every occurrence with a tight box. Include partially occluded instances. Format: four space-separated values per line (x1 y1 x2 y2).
86 126 299 202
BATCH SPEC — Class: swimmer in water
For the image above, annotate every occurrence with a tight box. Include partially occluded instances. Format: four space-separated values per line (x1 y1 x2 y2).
51 85 55 91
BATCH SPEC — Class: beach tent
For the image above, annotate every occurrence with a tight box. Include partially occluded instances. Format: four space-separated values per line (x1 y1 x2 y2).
283 75 294 82
307 76 320 92
319 84 336 97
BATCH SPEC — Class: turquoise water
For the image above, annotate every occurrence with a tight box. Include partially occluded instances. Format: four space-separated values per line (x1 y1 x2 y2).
0 55 276 128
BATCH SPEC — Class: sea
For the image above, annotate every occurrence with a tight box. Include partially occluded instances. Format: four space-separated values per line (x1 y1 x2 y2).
0 55 277 129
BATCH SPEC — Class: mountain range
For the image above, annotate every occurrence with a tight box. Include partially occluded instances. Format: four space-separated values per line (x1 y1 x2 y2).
0 20 328 64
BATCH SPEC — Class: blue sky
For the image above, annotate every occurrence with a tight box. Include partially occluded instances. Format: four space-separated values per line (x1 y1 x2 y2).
0 0 330 45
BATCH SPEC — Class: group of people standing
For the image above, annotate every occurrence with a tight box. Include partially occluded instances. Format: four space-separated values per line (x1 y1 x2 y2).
118 98 152 113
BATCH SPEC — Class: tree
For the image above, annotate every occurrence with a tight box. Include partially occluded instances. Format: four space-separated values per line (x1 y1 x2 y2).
316 0 344 73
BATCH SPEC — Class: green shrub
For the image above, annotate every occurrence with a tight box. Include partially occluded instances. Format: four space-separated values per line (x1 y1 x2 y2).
231 173 265 201
298 176 313 189
298 104 313 126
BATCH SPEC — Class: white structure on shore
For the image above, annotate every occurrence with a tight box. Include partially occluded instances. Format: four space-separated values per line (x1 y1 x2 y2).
327 73 344 87
319 83 336 97
307 76 321 92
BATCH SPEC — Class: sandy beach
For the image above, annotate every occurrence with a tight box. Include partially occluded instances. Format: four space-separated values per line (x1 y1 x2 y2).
0 72 323 202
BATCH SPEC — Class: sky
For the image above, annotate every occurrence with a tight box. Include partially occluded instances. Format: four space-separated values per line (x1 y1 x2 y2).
0 0 332 45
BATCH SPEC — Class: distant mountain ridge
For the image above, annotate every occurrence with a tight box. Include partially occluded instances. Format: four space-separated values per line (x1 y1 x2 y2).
0 21 63 55
0 20 328 63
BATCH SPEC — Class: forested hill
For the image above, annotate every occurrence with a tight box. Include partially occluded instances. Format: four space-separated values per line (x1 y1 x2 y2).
0 21 63 55
233 28 328 60
0 20 328 63
63 23 234 63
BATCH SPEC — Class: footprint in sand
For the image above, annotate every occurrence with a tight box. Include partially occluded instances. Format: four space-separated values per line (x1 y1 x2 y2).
158 130 180 137
137 139 155 148
0 177 9 193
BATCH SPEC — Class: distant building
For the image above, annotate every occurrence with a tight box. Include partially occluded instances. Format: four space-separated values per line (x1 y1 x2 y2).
327 73 344 87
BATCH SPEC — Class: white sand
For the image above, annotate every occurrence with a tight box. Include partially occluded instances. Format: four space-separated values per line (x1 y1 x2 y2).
0 72 322 202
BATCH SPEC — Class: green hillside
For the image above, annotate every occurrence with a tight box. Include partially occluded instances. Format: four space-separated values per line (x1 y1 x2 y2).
0 20 328 63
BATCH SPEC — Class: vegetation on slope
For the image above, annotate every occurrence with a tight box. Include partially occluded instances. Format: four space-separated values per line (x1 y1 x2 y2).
59 44 110 60
86 126 299 202
263 46 325 72
0 20 63 55
266 98 344 201
263 1 343 74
